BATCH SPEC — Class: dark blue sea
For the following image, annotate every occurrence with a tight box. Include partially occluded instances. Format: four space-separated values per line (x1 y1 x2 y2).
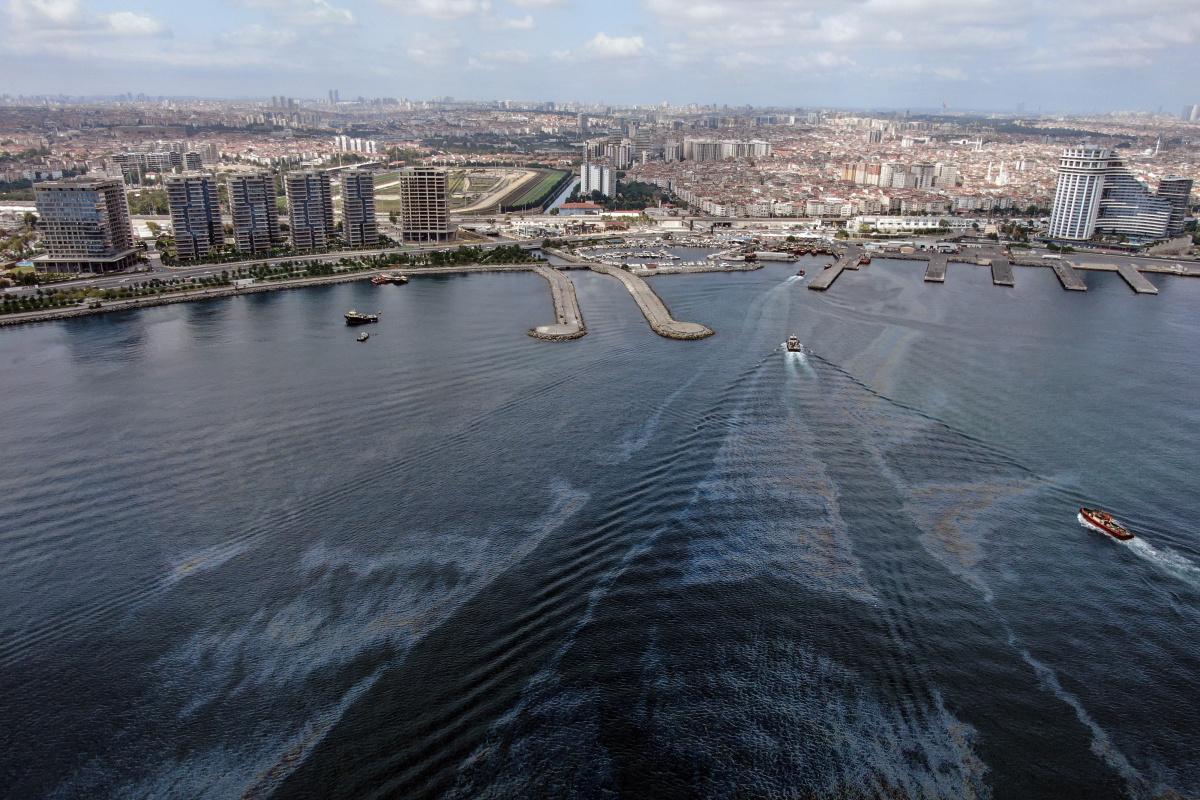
2 257 1199 799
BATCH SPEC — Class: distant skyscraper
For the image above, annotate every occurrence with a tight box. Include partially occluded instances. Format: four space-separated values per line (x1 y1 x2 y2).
1183 105 1200 122
33 177 137 274
867 129 883 144
228 170 282 254
1049 148 1173 240
285 170 334 251
341 169 378 247
398 167 452 243
166 173 224 260
1157 176 1194 237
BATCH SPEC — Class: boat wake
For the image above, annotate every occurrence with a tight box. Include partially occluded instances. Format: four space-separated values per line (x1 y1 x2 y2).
1077 514 1200 589
1126 537 1200 590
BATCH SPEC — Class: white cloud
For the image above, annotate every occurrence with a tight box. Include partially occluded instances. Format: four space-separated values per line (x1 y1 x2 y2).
243 0 357 27
370 0 492 19
221 24 300 48
484 48 531 62
405 31 463 62
507 0 566 7
579 31 645 58
7 0 168 36
494 13 534 29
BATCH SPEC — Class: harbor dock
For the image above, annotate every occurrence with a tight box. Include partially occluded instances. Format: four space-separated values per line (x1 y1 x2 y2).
590 264 714 340
1051 260 1088 291
989 258 1015 287
1115 264 1159 294
529 265 586 339
807 247 862 291
924 253 948 283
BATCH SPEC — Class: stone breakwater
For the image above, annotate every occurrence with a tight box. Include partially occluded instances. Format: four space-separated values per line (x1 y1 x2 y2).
628 262 764 276
589 264 714 340
529 265 586 340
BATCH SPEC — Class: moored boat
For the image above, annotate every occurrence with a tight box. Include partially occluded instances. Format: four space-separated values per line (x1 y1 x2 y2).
786 335 803 353
859 256 871 265
371 274 388 285
1078 508 1134 541
345 309 378 325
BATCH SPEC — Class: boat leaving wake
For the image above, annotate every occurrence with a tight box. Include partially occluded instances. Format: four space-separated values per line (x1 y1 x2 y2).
1126 537 1200 590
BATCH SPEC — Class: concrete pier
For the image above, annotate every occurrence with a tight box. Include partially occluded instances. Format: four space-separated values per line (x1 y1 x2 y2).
1116 264 1159 294
989 258 1015 287
924 253 948 283
529 265 586 339
808 247 861 291
1052 260 1088 291
590 264 714 339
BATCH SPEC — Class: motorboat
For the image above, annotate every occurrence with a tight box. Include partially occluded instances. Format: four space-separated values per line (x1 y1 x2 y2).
1078 508 1134 541
786 335 803 353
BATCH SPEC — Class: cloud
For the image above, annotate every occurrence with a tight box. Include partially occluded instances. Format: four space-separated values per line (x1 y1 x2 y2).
370 0 492 19
7 0 168 36
579 31 645 58
221 24 300 48
493 13 534 29
508 0 566 7
242 0 357 27
405 31 463 62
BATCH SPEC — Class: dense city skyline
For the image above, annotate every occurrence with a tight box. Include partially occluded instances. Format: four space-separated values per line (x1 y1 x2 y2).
4 0 1200 111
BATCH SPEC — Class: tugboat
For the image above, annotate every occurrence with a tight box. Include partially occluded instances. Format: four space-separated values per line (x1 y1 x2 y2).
386 274 408 285
344 309 378 325
786 335 804 353
371 274 389 285
1078 508 1134 541
859 255 872 265
357 331 369 342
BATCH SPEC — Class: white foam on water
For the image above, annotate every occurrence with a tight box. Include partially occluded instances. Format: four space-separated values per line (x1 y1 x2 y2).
1124 537 1200 590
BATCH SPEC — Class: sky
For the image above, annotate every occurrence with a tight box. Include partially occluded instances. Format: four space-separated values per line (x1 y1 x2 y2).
3 0 1200 112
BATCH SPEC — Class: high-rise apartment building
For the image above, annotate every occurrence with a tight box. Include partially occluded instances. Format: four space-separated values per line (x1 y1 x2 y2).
166 173 224 260
398 167 452 243
1183 105 1200 122
228 170 282 254
341 169 378 247
1157 177 1194 237
197 143 221 166
580 161 615 198
33 177 137 273
285 170 334 251
183 152 203 171
1048 148 1174 240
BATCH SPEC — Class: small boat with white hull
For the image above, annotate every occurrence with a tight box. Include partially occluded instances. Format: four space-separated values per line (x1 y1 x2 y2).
1078 508 1134 541
345 309 378 325
786 335 804 353
357 331 369 342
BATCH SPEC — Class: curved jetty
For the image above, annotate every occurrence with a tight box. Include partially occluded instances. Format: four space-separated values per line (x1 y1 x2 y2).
590 264 714 340
529 265 586 340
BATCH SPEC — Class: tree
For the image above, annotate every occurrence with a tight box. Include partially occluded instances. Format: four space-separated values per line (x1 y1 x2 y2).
22 211 37 228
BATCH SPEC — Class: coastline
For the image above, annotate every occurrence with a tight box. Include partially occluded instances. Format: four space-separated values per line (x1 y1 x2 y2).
0 262 548 328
